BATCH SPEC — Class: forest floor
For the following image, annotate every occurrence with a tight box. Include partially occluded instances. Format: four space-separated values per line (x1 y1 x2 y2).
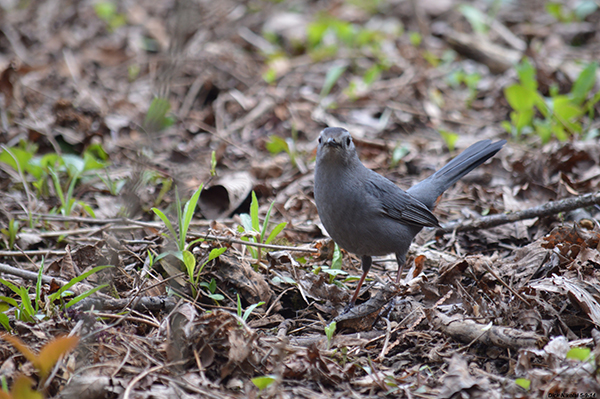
0 0 599 398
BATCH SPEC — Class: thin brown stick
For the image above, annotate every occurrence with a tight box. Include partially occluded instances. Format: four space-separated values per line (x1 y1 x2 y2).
439 191 600 233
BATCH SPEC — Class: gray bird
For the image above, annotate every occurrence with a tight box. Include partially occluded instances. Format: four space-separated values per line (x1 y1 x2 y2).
314 127 506 306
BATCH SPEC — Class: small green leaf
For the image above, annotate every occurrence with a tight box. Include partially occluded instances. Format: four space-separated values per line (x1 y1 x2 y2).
516 59 537 90
504 85 537 111
439 130 459 152
207 247 227 262
265 136 289 155
331 243 342 270
459 5 488 34
566 347 591 361
265 222 287 245
242 301 265 321
182 250 196 280
320 64 347 98
571 62 597 105
251 375 276 390
515 378 530 390
250 191 260 232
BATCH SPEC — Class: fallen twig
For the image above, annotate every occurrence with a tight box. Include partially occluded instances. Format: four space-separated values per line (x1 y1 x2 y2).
439 191 600 233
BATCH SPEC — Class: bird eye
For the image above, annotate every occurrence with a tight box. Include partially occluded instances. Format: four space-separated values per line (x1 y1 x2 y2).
346 137 351 146
318 136 322 144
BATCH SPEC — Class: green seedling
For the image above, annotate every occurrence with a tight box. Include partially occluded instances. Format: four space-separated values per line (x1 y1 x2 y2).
0 219 19 250
49 167 95 218
144 97 175 132
152 185 228 297
187 247 227 297
447 69 482 107
47 265 113 309
502 59 600 143
152 185 204 253
324 321 336 350
251 375 277 392
94 1 127 30
238 191 287 264
236 294 265 322
515 378 531 391
546 1 598 23
199 278 224 302
266 129 299 167
439 130 459 152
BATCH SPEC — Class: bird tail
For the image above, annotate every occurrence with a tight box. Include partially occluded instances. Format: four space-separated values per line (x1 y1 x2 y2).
407 140 506 209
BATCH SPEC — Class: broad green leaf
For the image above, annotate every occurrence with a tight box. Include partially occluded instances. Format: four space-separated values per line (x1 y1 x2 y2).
9 374 43 399
182 250 196 279
571 62 597 105
207 247 227 262
439 130 459 152
0 313 10 332
251 375 276 390
504 85 537 111
0 147 32 173
516 59 537 90
331 243 342 270
265 136 289 155
515 378 530 390
566 347 591 361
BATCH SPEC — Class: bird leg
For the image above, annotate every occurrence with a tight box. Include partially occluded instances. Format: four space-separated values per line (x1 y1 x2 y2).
349 255 372 306
395 253 405 283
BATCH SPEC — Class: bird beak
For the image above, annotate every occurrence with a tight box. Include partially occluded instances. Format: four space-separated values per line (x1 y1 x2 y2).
325 137 341 147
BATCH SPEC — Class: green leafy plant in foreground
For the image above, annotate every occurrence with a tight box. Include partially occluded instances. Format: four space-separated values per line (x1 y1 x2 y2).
502 59 600 143
152 185 228 297
238 191 287 264
0 260 112 331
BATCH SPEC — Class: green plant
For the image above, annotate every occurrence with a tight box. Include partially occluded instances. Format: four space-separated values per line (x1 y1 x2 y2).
0 142 107 218
198 278 224 302
236 294 265 322
152 185 228 297
47 265 113 309
313 244 347 285
447 69 482 107
143 97 175 132
238 191 287 263
546 1 598 23
0 219 19 250
515 378 531 391
251 375 277 392
94 1 127 30
266 129 300 167
502 59 600 143
438 130 459 152
188 247 227 298
49 167 95 218
324 321 336 350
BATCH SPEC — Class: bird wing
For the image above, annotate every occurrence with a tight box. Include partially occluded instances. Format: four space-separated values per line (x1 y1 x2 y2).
364 173 440 228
